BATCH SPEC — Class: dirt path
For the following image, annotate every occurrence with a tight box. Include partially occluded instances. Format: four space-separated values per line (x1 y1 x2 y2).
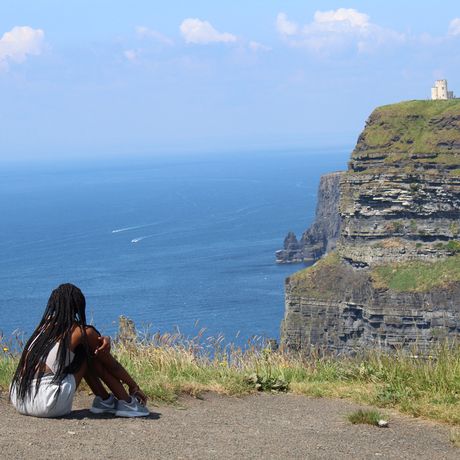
0 391 457 459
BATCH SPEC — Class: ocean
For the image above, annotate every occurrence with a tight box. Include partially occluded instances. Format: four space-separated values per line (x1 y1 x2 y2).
0 150 348 344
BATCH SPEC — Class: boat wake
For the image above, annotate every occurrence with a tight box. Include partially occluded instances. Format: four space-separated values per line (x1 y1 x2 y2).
112 222 166 234
131 235 155 243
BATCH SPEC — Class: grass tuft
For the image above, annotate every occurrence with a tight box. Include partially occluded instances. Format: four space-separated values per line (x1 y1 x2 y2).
347 409 383 426
450 428 460 448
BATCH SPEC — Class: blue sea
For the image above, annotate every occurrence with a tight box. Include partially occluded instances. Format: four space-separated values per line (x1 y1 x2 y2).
0 150 348 344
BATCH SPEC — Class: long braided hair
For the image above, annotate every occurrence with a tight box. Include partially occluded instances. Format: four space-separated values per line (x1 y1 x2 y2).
11 283 88 402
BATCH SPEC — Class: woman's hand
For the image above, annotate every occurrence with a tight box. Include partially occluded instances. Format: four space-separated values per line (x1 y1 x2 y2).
94 335 111 355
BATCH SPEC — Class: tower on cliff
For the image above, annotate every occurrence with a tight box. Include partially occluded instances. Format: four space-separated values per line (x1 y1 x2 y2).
431 79 455 100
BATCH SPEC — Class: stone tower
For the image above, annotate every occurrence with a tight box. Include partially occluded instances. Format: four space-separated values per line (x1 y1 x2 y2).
431 79 454 100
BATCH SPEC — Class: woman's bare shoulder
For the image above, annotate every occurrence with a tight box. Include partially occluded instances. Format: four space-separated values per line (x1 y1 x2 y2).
69 324 100 350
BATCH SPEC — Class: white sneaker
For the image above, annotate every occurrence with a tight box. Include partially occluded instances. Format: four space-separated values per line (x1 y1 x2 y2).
90 394 117 414
115 396 150 418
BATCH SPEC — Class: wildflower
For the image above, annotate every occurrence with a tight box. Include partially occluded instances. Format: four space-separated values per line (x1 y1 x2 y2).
2 346 8 352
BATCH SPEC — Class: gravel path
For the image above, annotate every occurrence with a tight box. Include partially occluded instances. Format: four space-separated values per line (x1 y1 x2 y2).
0 391 457 459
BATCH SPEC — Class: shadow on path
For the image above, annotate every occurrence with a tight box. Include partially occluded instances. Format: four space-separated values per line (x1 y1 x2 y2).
64 409 161 420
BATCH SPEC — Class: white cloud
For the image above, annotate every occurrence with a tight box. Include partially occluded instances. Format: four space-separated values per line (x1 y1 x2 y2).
313 8 369 28
180 18 237 44
448 18 460 36
0 26 45 69
136 26 174 46
276 8 405 54
123 49 138 62
249 41 271 52
276 13 298 36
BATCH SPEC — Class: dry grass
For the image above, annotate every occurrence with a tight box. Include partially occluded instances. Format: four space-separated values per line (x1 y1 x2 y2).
450 428 460 448
380 238 404 249
1 331 460 426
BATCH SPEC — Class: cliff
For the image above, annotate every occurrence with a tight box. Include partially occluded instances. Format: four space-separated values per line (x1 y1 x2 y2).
276 172 342 263
281 100 460 353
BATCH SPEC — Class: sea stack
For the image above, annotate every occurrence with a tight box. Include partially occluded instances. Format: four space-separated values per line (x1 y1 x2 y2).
276 172 342 264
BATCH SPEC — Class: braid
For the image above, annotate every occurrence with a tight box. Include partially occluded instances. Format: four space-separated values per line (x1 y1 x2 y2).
10 283 88 402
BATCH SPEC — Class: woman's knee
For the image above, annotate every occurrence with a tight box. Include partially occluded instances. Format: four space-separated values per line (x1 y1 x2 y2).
84 326 102 353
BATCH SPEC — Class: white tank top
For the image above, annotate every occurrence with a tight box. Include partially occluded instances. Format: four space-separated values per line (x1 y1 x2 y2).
45 341 75 374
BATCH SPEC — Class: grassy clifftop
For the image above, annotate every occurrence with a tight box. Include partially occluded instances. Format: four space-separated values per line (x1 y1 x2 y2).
371 253 460 292
287 252 366 299
289 251 460 294
352 100 460 169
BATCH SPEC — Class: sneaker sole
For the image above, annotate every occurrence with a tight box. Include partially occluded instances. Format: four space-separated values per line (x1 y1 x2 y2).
115 409 150 418
90 407 116 415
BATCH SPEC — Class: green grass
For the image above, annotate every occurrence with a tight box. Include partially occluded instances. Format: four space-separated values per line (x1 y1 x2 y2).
352 99 460 161
347 409 384 426
2 333 460 425
0 355 16 390
419 153 460 165
371 255 460 292
287 252 342 299
435 241 460 253
446 241 460 253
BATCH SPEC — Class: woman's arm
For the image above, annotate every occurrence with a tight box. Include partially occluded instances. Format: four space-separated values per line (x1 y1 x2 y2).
82 326 147 403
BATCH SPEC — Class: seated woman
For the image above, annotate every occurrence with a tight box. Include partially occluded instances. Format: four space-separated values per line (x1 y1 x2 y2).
10 283 149 418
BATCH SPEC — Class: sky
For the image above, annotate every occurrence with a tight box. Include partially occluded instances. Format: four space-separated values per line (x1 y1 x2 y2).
2 1 460 160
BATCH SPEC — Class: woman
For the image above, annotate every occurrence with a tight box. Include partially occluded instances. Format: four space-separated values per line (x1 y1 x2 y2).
10 283 149 418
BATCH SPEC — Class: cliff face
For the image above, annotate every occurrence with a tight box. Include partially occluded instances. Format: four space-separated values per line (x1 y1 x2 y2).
281 100 460 353
276 172 342 263
281 253 460 353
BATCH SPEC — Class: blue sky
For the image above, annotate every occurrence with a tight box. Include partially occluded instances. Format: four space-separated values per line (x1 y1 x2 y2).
2 1 460 159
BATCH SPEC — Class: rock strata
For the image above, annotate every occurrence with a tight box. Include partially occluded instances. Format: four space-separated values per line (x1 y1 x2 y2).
276 172 342 263
281 254 460 353
280 100 460 353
